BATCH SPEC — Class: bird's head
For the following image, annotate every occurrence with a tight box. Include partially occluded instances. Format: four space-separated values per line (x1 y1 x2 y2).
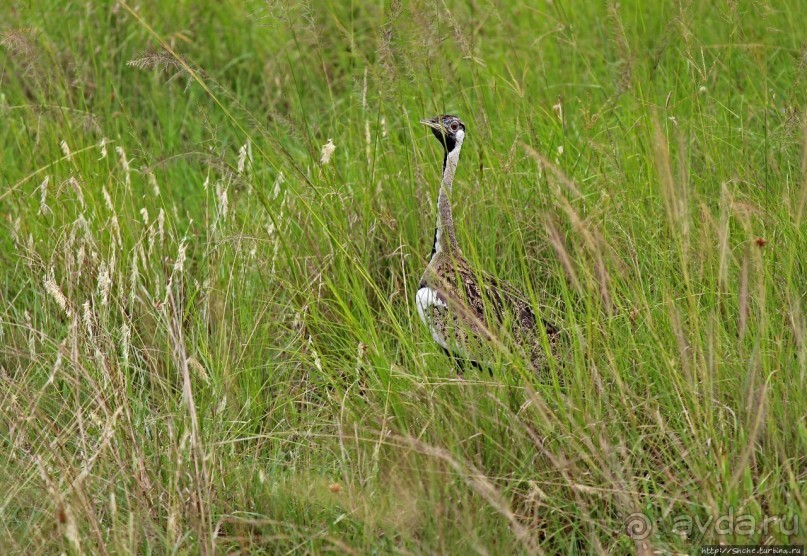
420 114 465 152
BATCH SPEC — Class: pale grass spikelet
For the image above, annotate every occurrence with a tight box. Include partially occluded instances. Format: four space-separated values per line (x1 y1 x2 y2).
67 176 84 208
110 215 122 247
102 186 114 211
94 347 108 385
109 492 117 525
116 146 131 187
215 394 227 415
157 208 165 244
83 300 93 337
128 252 138 308
76 244 86 281
74 213 92 239
47 343 64 386
97 261 112 307
380 115 388 138
320 139 336 165
147 220 157 256
38 175 51 216
237 140 252 175
365 120 372 164
121 322 131 366
26 235 34 265
270 239 280 275
173 240 187 274
552 99 564 123
108 244 117 279
146 168 160 196
11 216 20 246
44 271 71 317
308 335 324 372
60 139 72 160
271 172 284 201
215 180 228 221
140 207 149 226
98 137 109 159
356 341 367 372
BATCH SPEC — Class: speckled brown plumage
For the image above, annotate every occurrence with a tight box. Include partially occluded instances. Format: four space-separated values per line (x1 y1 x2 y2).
419 247 559 372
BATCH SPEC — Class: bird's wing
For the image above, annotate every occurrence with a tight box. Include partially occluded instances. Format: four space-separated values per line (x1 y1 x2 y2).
464 268 559 337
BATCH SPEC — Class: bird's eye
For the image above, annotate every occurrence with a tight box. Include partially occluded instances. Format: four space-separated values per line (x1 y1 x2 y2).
450 122 459 131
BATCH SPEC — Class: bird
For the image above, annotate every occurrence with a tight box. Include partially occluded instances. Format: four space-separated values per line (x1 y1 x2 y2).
415 114 559 373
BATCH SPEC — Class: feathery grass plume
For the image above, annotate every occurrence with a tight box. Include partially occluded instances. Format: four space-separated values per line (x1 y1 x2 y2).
116 146 131 187
98 137 109 159
128 251 138 309
82 300 93 337
120 323 131 367
308 335 324 372
101 186 114 211
147 218 157 256
652 113 689 242
0 28 42 82
157 208 165 245
10 216 20 247
60 139 72 160
606 1 633 94
237 140 251 175
44 271 71 317
0 28 37 58
173 240 187 274
37 175 51 215
109 215 122 247
552 98 564 124
320 138 336 165
66 176 84 208
145 168 160 196
271 171 284 200
97 261 112 307
215 179 228 221
127 48 188 81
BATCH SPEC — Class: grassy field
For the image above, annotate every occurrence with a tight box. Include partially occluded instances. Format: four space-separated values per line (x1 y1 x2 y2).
2 0 806 553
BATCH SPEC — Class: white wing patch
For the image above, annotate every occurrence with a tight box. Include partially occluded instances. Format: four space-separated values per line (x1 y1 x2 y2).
416 286 449 349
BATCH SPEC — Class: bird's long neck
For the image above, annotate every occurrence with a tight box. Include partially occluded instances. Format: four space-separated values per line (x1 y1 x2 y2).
431 131 464 258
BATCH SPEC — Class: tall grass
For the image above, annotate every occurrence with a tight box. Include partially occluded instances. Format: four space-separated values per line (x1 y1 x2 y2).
1 1 805 553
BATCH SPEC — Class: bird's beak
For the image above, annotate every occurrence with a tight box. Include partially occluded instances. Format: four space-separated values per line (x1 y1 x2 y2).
420 117 443 132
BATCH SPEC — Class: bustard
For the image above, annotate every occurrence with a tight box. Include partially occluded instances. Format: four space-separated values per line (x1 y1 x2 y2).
415 114 559 372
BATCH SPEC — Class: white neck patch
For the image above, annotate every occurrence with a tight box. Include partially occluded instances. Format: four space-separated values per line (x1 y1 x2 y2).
432 129 465 257
442 129 464 190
